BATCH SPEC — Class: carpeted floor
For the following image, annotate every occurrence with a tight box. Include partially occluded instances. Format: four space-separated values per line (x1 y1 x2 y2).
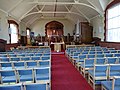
51 54 93 90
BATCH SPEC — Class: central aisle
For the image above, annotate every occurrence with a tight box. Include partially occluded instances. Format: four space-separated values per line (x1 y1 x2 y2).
51 54 93 90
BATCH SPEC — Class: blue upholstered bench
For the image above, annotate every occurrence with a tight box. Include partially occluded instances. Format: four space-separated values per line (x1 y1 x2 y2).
101 76 120 90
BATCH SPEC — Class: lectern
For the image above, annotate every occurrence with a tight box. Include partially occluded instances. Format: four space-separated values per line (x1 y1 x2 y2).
51 42 64 52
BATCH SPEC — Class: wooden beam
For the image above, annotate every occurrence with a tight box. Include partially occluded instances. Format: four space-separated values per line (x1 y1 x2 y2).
19 4 38 21
23 11 83 19
26 1 102 14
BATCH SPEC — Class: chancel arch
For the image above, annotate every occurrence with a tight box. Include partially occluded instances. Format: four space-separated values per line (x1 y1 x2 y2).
45 21 64 42
45 21 64 36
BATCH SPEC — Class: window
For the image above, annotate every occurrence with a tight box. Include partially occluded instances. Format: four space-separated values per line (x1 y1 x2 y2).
106 3 120 42
8 20 19 43
26 28 31 45
27 29 30 38
10 24 18 43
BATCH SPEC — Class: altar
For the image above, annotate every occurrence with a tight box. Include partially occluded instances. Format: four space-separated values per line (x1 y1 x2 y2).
51 42 64 52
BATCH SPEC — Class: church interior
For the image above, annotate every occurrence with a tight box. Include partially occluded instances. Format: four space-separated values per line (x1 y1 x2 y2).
0 0 120 90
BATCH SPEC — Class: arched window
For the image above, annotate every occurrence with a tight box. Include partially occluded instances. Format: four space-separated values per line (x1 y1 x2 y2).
26 28 31 45
8 20 19 43
27 28 30 38
105 0 120 42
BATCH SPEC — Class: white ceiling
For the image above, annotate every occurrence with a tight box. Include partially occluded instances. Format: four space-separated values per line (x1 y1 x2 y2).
0 0 112 26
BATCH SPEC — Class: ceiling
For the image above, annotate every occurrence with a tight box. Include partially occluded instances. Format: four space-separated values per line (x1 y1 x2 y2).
0 0 112 26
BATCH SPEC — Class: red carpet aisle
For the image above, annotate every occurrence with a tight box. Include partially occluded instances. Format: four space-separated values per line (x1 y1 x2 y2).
51 54 93 90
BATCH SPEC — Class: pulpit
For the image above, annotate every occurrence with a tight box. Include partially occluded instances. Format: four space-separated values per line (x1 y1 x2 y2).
48 35 65 51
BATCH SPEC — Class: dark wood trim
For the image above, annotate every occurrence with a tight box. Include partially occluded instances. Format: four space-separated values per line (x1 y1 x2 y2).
0 39 7 52
8 20 19 26
20 36 27 46
106 0 120 10
26 28 31 31
6 43 19 51
45 21 64 36
99 41 120 50
104 10 107 41
104 0 120 41
45 21 64 29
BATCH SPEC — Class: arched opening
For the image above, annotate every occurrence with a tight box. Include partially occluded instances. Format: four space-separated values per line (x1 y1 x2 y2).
105 0 120 42
45 21 64 37
45 21 64 43
8 20 19 44
45 21 64 51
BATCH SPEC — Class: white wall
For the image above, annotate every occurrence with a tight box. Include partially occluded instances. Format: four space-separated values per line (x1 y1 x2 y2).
19 22 27 36
0 10 9 43
0 10 28 43
30 19 75 36
8 17 27 37
90 15 104 41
